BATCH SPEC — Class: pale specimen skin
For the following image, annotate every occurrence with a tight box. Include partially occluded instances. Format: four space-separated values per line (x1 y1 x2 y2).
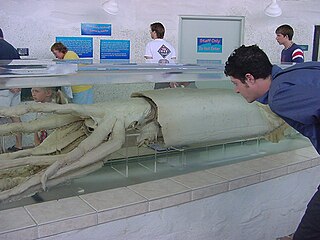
0 88 286 203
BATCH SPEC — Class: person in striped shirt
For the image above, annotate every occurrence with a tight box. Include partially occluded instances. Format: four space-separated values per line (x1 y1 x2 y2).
275 24 304 64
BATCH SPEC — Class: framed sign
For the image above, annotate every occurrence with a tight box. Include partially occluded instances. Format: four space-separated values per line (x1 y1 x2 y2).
100 39 130 62
56 37 93 58
81 23 111 36
197 37 222 53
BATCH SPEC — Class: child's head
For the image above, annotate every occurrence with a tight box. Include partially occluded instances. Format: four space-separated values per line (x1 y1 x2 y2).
275 24 294 40
31 87 68 104
31 87 54 103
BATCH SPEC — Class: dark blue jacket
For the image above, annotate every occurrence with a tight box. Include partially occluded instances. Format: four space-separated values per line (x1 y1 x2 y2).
0 39 20 60
257 62 320 153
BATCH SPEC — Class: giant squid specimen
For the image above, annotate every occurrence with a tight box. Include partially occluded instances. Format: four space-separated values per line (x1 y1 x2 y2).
0 88 287 203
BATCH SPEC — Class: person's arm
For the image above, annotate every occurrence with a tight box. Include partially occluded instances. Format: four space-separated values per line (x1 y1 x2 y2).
169 82 190 88
292 48 304 63
270 85 320 124
9 88 21 94
170 47 177 61
34 132 41 146
144 42 153 60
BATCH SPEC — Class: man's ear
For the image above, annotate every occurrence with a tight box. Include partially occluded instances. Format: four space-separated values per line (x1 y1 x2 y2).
245 73 255 85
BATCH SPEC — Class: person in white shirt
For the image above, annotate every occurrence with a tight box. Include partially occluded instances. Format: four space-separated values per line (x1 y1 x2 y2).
145 22 191 89
144 22 176 65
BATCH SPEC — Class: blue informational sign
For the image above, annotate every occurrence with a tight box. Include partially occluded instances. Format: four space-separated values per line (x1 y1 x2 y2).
299 45 308 51
100 39 130 63
81 23 112 36
56 37 93 58
197 37 222 53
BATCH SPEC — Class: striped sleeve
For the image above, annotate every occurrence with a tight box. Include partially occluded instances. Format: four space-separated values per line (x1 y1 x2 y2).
292 49 304 62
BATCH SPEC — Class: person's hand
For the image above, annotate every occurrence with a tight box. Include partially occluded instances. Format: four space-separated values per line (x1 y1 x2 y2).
169 82 190 88
169 82 180 88
180 82 190 88
9 88 21 94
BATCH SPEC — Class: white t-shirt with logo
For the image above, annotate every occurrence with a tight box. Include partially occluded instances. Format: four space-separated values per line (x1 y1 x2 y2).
144 39 176 64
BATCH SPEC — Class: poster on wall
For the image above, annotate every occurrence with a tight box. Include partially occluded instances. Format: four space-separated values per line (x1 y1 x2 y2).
197 37 222 53
81 23 112 36
100 39 130 63
56 36 93 58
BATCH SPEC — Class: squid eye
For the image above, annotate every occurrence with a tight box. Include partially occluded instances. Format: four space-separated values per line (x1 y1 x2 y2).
84 118 98 131
87 127 95 132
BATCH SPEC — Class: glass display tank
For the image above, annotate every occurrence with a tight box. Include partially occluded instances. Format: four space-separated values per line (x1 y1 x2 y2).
0 60 310 210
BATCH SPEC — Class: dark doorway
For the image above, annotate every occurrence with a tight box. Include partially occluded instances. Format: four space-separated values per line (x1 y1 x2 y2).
312 25 320 61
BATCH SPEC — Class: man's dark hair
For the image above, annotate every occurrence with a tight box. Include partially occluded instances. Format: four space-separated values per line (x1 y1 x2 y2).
224 45 273 83
275 24 294 40
51 42 68 54
150 22 165 39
